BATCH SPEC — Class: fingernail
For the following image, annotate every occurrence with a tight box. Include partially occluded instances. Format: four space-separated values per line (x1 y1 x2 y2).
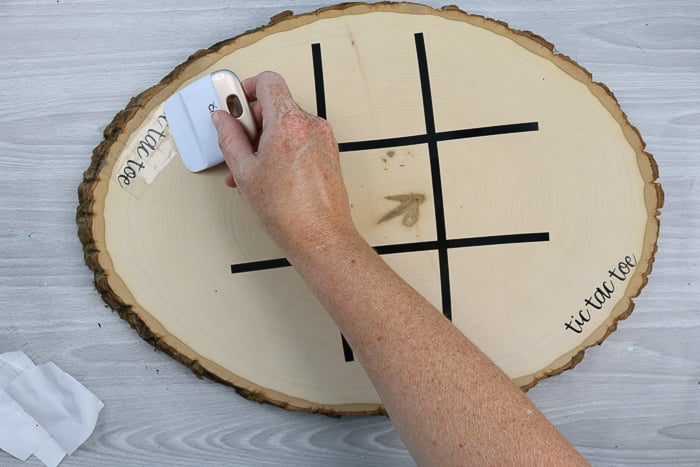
211 111 221 128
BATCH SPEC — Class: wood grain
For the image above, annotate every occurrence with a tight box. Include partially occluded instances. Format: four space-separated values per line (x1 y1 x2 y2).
0 1 698 465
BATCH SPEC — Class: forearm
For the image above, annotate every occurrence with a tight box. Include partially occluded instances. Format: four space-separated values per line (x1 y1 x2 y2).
212 72 587 466
287 231 588 466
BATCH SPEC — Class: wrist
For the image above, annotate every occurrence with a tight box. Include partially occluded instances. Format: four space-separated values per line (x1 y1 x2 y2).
285 223 369 272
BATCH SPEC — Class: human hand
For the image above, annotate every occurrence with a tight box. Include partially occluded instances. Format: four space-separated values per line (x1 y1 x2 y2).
211 71 359 258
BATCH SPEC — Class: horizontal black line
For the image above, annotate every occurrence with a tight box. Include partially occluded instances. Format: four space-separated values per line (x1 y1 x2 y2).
337 122 539 152
374 240 438 255
230 232 549 274
230 257 291 274
374 232 549 255
447 231 549 248
438 122 539 142
338 134 427 152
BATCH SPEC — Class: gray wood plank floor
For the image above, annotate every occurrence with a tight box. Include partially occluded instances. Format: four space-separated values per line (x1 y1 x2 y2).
1 1 698 465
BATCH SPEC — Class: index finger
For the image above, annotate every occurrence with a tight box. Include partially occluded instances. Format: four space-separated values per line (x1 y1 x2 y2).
243 71 298 125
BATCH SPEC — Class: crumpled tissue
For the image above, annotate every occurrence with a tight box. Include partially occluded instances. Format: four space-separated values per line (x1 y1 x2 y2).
0 351 103 467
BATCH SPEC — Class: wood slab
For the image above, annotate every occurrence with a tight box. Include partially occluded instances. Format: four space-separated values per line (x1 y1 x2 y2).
77 2 662 415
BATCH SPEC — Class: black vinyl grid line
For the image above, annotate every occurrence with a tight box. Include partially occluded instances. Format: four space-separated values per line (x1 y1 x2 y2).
414 32 452 324
230 33 547 362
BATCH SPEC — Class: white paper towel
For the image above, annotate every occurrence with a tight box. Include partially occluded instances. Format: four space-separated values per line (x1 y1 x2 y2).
0 352 103 467
0 388 51 460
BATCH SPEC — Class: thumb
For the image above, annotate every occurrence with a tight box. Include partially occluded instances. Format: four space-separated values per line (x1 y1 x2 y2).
211 110 255 184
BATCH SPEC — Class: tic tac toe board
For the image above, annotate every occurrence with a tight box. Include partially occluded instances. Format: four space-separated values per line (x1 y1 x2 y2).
77 3 661 415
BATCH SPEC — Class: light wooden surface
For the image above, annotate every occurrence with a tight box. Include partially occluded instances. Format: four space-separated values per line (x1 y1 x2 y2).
0 1 697 465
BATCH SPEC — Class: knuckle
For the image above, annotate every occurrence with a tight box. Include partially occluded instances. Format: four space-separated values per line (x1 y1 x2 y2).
279 107 310 134
217 127 237 154
217 127 230 148
259 70 283 87
260 70 281 80
311 117 337 148
316 117 334 137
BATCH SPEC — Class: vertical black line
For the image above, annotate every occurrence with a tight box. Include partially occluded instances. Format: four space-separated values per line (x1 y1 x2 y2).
415 32 452 320
415 34 436 135
311 43 327 119
313 42 354 362
229 40 546 365
341 335 354 362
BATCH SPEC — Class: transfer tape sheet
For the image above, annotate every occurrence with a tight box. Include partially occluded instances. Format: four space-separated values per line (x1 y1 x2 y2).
0 352 103 467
